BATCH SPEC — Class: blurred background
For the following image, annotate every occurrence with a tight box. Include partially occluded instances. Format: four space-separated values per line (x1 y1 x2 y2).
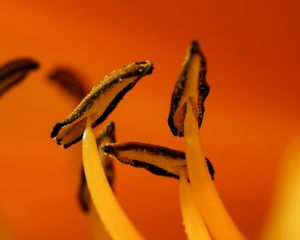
0 0 299 239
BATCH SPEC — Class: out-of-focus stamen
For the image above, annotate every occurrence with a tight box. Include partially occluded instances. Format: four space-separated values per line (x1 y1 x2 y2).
0 58 39 95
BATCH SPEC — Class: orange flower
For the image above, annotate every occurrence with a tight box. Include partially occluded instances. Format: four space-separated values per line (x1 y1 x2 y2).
0 0 299 239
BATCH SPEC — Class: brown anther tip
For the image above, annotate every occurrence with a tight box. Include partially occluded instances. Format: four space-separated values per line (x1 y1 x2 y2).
145 63 154 75
96 121 116 146
101 145 115 155
205 158 215 180
51 122 64 138
190 40 201 54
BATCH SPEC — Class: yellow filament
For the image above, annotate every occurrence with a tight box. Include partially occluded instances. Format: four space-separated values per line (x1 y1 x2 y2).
184 100 244 240
89 204 112 240
179 168 211 240
82 116 144 240
89 138 114 240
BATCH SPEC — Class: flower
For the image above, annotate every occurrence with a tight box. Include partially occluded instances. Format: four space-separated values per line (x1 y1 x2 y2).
0 0 298 239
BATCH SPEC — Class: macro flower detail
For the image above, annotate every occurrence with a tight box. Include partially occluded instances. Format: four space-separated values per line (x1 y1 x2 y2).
49 41 244 240
1 1 298 239
0 39 297 240
0 58 39 95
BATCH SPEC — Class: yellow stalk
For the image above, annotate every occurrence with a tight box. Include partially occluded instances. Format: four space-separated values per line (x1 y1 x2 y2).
89 135 115 240
179 168 211 240
184 100 244 240
89 203 112 240
82 116 144 240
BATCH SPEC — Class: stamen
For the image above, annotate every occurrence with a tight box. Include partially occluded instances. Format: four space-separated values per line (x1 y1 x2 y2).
101 141 215 180
0 58 39 95
168 41 209 137
168 41 244 239
51 61 153 148
48 67 87 100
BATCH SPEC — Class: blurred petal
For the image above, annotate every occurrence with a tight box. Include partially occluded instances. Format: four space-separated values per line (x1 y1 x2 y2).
0 216 13 240
261 138 300 240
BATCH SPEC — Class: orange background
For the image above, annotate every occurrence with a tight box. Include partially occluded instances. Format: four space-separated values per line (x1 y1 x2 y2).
0 0 299 239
